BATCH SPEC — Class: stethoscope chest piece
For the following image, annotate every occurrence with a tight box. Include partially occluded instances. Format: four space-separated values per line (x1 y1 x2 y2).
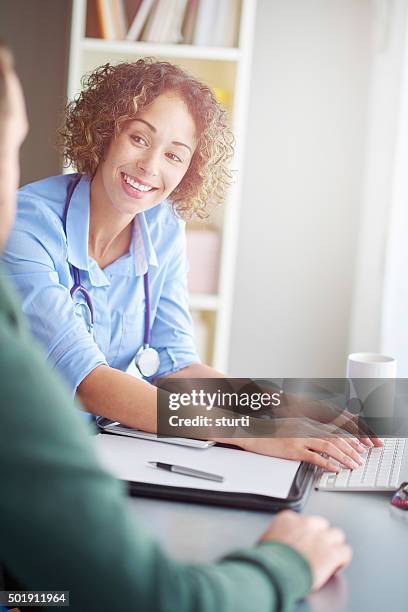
135 345 160 378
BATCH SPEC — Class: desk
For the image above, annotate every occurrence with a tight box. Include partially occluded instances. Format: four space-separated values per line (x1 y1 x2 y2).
125 488 407 612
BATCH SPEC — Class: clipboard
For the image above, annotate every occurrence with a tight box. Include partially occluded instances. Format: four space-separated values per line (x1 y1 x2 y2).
95 433 315 512
96 416 216 448
126 462 315 511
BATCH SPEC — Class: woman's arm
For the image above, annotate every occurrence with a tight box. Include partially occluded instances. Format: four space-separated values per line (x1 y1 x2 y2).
76 363 222 431
77 365 158 432
77 362 370 471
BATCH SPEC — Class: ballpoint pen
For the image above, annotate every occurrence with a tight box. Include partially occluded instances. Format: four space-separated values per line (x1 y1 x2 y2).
148 461 224 482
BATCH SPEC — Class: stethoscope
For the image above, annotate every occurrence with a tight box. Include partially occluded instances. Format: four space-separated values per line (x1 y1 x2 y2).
63 176 160 378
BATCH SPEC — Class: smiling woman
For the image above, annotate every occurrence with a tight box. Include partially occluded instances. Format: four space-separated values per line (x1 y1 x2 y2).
60 59 233 220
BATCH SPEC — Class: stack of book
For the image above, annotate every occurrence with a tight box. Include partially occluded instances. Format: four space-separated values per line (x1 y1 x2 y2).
86 0 241 46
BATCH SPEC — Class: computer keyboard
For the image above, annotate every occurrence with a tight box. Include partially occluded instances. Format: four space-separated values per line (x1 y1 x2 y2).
317 438 406 491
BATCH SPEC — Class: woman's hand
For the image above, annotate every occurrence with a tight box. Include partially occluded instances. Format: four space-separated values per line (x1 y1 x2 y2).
329 407 383 448
236 418 367 471
275 392 383 449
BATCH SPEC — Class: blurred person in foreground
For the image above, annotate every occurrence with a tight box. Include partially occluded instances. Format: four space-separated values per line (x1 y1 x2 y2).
0 44 352 612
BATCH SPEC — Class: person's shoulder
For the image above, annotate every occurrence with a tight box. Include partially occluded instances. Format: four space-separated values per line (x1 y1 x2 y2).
14 174 80 243
19 173 74 198
18 173 78 221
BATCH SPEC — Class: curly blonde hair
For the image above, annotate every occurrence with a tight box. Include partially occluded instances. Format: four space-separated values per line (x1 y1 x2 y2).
59 59 234 220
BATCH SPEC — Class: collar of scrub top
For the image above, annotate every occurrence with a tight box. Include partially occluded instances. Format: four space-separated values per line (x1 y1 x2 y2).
63 174 160 374
64 175 158 280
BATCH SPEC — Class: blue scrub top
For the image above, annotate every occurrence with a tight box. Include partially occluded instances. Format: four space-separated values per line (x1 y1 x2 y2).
2 174 199 394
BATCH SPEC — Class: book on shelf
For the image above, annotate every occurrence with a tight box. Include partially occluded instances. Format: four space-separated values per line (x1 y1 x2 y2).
141 0 168 43
192 0 217 46
170 0 190 44
95 0 114 38
87 0 127 39
212 0 240 47
193 0 240 47
181 0 199 44
111 0 127 38
86 0 241 47
126 0 156 40
123 0 142 26
86 0 101 37
142 0 188 43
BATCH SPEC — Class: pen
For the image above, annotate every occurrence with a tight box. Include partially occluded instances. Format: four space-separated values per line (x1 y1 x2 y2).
148 461 224 483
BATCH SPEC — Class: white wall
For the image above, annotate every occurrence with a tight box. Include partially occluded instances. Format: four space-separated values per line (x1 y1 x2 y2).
229 0 374 377
350 0 408 365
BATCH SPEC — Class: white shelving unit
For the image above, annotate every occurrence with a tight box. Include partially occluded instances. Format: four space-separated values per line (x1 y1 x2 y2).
67 0 257 371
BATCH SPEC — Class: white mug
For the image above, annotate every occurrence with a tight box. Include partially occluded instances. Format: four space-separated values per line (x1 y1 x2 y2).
346 353 397 420
347 353 397 379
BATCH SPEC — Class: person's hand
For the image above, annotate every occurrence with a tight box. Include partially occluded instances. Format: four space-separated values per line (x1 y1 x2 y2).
329 406 383 448
275 392 383 449
237 418 367 471
260 510 352 591
244 380 383 449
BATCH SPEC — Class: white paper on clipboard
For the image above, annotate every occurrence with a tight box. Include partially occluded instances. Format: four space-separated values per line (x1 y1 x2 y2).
94 434 301 500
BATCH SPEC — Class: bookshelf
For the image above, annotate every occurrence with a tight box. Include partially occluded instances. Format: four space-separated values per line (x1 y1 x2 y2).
67 0 257 370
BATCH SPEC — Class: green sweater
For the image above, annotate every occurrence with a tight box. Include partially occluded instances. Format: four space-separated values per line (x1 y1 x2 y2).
0 270 311 612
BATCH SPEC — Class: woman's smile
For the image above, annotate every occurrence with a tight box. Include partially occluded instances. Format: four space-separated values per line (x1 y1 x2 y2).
120 171 159 199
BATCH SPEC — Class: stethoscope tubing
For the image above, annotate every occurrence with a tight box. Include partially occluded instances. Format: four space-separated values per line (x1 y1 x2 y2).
143 272 150 347
70 266 95 322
